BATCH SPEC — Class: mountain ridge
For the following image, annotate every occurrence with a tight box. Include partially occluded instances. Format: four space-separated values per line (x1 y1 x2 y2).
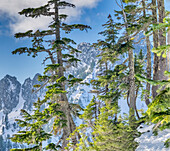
0 42 99 150
0 42 169 151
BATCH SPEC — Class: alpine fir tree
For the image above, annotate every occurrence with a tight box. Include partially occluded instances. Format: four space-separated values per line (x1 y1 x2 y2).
89 104 140 151
10 98 62 151
152 0 159 99
114 0 142 122
10 0 91 149
66 98 140 151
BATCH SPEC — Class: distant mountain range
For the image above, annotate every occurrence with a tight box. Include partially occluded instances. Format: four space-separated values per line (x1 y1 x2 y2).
0 42 169 151
0 42 99 150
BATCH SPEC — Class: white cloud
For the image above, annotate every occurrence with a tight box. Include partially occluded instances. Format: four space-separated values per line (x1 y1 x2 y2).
9 16 52 33
69 0 101 8
0 0 101 33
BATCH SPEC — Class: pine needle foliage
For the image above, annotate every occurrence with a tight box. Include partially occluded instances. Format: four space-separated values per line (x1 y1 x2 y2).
10 98 62 150
66 98 140 151
146 87 170 130
90 107 140 151
146 86 170 147
10 0 91 149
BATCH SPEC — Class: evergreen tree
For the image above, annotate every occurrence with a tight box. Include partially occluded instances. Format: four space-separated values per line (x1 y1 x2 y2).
92 14 122 111
150 0 169 97
89 104 140 151
114 0 145 122
152 0 159 99
67 0 170 149
114 0 169 119
11 98 62 150
66 98 140 151
11 0 91 149
157 0 167 81
65 96 98 151
8 0 170 150
66 14 141 150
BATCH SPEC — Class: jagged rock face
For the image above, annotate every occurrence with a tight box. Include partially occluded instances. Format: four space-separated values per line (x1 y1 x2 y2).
0 43 97 115
22 73 44 111
77 42 98 64
68 43 99 79
66 43 99 106
21 77 32 110
0 75 21 114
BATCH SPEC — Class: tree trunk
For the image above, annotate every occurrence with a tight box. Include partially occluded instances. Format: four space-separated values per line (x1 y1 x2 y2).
39 142 43 151
157 0 167 81
120 1 136 121
152 0 159 99
128 48 136 119
54 1 76 149
105 62 109 94
167 28 170 71
146 36 151 105
142 0 151 106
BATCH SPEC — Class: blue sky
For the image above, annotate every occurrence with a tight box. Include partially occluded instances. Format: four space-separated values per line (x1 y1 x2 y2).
0 0 119 83
0 0 170 83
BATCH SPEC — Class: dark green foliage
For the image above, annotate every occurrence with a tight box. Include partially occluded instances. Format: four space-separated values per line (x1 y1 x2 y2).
92 15 124 106
135 74 170 87
12 0 91 66
146 17 170 37
9 0 170 150
62 24 91 33
66 13 141 150
165 138 170 148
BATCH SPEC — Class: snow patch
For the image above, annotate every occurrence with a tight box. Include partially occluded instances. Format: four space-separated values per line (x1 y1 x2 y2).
136 124 170 151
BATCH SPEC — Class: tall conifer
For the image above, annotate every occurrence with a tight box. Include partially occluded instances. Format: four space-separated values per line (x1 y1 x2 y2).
11 0 91 149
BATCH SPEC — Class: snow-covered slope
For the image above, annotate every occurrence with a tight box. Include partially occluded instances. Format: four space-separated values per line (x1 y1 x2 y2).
0 73 47 150
136 124 170 151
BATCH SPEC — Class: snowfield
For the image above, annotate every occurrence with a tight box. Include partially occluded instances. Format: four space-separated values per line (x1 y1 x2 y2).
136 124 170 151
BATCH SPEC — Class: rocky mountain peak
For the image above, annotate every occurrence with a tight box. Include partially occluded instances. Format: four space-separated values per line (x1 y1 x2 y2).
0 75 21 114
32 73 41 84
0 42 99 150
77 42 91 51
77 42 99 65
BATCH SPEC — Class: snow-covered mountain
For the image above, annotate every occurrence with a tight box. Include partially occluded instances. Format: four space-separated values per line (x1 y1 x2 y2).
0 74 48 150
0 42 99 150
0 42 169 151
